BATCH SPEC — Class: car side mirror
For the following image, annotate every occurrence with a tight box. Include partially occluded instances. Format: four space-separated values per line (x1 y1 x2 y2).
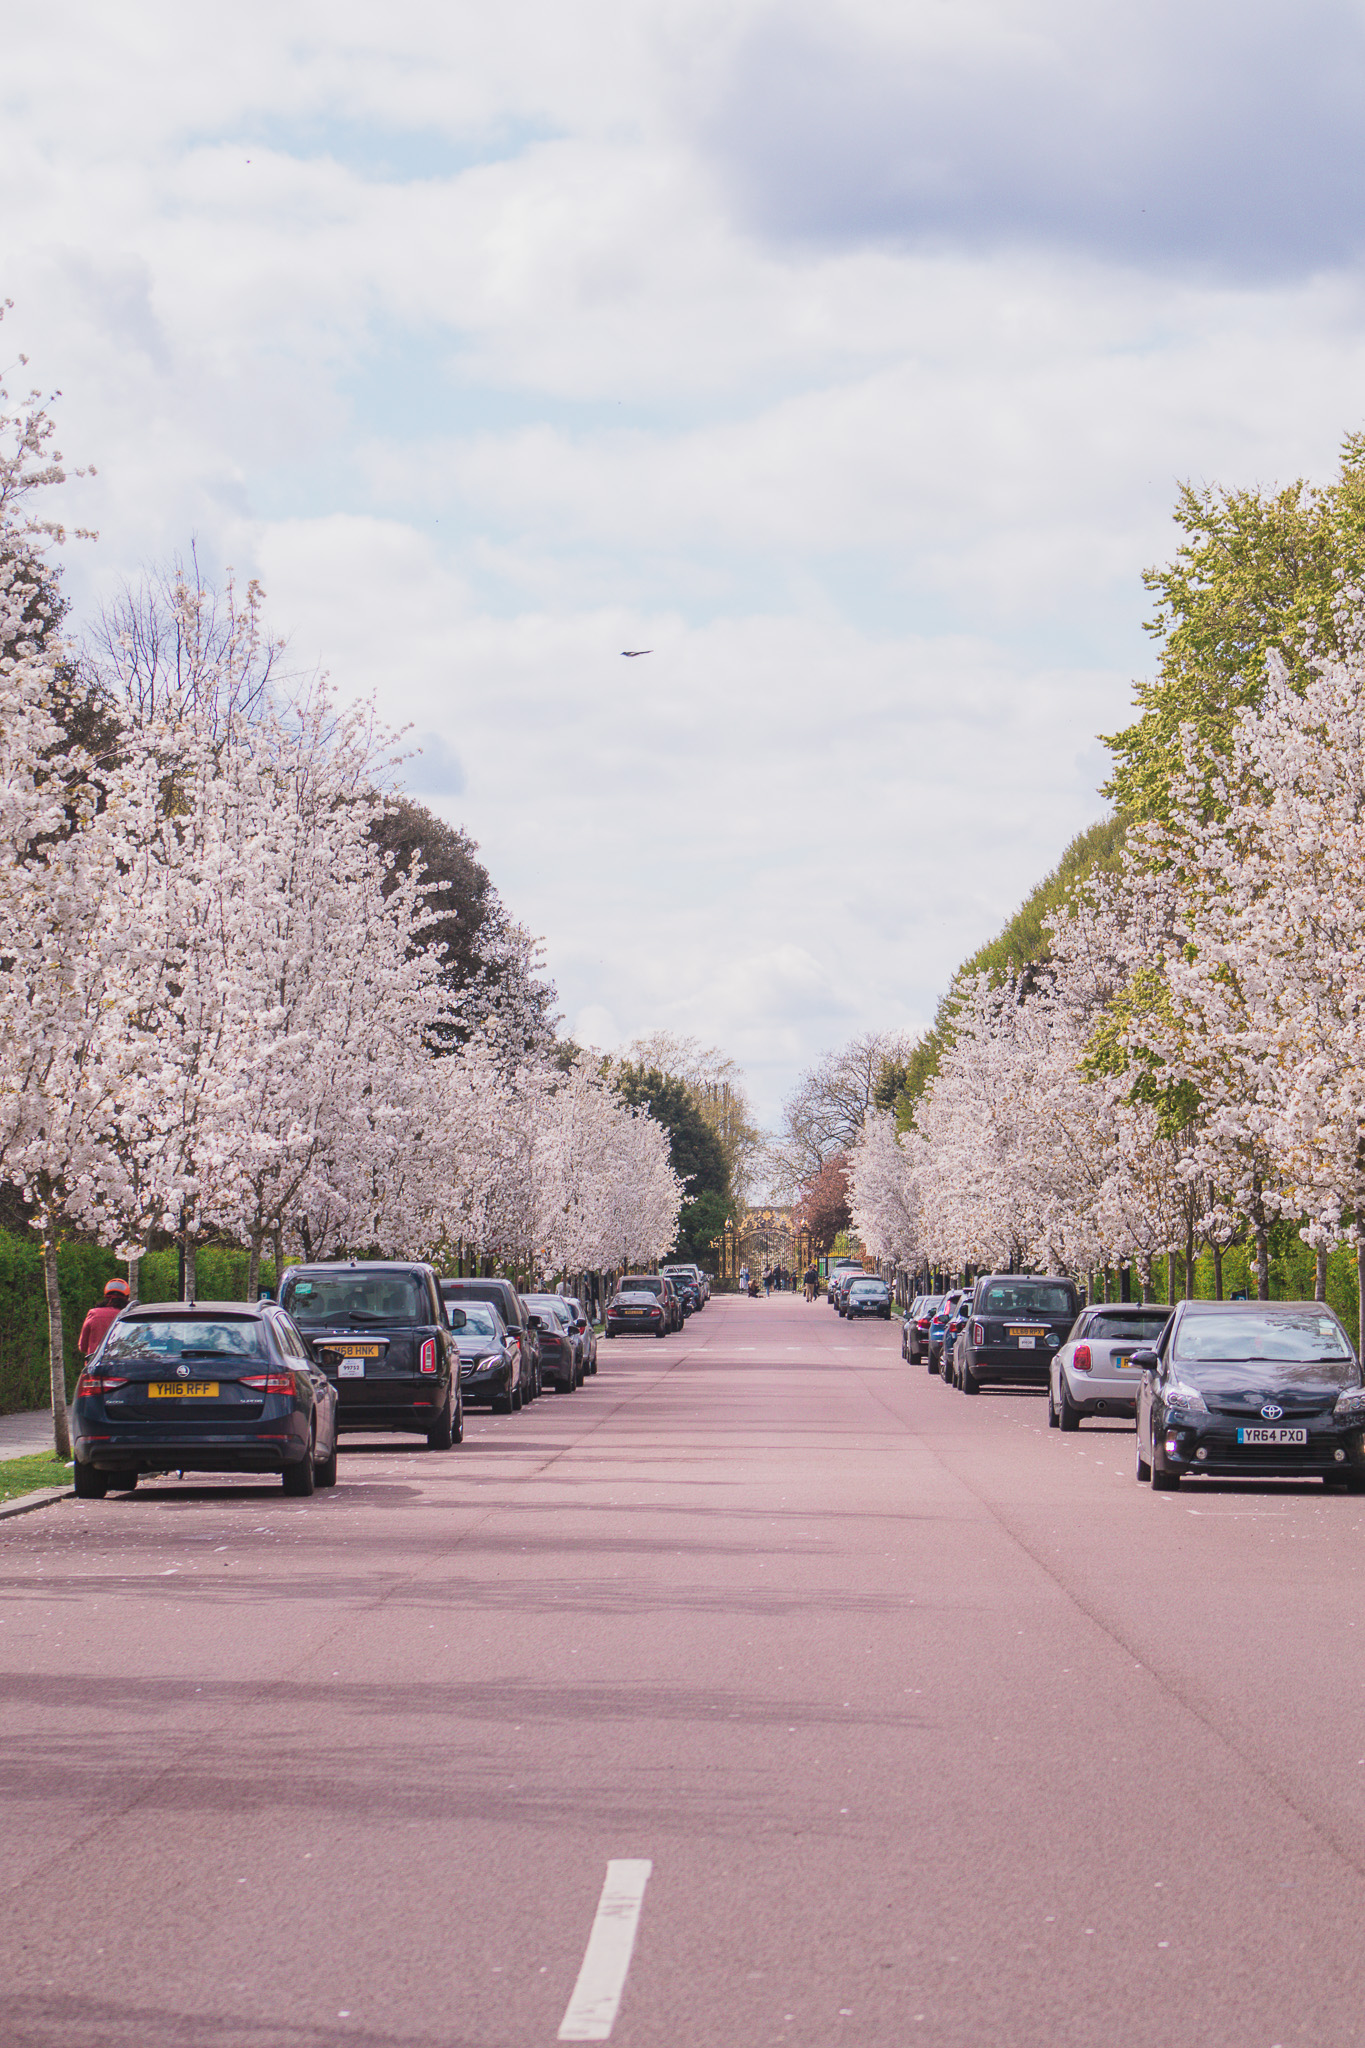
447 1307 466 1330
1130 1347 1158 1371
528 1314 544 1329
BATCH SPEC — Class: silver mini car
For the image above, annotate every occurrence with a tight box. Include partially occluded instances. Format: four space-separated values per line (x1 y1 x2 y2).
1048 1302 1172 1430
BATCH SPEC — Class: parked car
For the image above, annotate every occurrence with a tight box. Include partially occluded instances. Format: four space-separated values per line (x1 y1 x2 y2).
953 1274 1083 1394
662 1263 707 1309
833 1268 870 1315
72 1299 339 1497
562 1296 598 1375
943 1295 977 1384
524 1294 584 1390
524 1296 579 1389
280 1261 462 1448
451 1300 521 1412
827 1257 864 1304
845 1275 892 1320
606 1278 670 1338
903 1294 945 1363
927 1292 965 1374
441 1278 540 1403
1049 1303 1171 1430
1135 1299 1365 1492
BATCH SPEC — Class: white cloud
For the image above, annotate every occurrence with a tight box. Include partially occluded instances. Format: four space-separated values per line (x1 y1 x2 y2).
6 0 1365 1124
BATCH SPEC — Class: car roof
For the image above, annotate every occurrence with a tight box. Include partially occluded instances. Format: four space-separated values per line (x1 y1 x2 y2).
286 1261 431 1277
1177 1298 1334 1315
123 1300 270 1317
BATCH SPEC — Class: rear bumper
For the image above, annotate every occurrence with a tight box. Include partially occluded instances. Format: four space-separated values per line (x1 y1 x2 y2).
968 1347 1054 1384
333 1375 452 1433
74 1429 309 1475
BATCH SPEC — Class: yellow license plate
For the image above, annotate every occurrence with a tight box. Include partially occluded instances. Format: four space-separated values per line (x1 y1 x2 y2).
333 1344 381 1357
1008 1327 1046 1337
148 1382 219 1398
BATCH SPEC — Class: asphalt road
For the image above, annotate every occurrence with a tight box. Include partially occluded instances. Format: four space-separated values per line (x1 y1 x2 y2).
3 1291 1365 2048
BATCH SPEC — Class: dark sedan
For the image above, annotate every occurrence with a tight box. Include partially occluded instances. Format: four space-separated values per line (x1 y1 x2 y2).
524 1294 581 1391
1135 1299 1365 1492
72 1301 339 1498
606 1281 668 1338
453 1301 521 1411
280 1262 461 1449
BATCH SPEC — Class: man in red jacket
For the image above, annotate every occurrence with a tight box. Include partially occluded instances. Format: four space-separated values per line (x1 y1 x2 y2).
77 1277 130 1360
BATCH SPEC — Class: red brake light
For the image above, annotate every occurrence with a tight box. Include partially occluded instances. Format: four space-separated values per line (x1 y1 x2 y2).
972 1321 985 1345
241 1372 295 1392
76 1372 128 1395
1073 1344 1092 1371
420 1338 437 1374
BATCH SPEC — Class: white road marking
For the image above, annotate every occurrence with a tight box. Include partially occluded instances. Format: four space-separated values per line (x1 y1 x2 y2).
557 1859 653 2041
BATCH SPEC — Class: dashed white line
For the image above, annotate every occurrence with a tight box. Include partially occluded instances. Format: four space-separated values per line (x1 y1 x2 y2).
557 1859 653 2041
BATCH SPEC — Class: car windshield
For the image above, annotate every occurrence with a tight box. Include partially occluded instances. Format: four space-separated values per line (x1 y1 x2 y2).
102 1316 269 1362
983 1283 1076 1315
851 1280 886 1293
283 1274 427 1325
1173 1310 1356 1377
460 1305 499 1337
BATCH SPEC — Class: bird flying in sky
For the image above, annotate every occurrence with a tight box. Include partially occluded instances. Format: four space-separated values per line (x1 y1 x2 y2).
621 649 652 657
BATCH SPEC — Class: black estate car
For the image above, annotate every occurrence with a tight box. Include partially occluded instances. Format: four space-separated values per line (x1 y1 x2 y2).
1135 1298 1365 1491
280 1261 462 1449
955 1274 1082 1393
72 1300 339 1497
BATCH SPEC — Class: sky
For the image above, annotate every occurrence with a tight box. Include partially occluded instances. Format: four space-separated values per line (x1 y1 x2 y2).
5 0 1365 1125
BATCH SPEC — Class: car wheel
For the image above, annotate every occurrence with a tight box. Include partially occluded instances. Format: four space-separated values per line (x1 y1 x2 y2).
961 1356 979 1395
1135 1434 1152 1482
73 1460 109 1500
1057 1378 1080 1431
283 1439 316 1495
606 1328 617 1339
927 1352 939 1376
655 1324 665 1339
511 1382 523 1411
314 1433 338 1488
492 1388 513 1415
426 1389 455 1449
1151 1466 1181 1491
453 1394 464 1444
1047 1376 1059 1428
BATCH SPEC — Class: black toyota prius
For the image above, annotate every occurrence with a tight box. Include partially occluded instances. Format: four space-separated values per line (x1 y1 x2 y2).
1135 1298 1365 1491
71 1300 339 1498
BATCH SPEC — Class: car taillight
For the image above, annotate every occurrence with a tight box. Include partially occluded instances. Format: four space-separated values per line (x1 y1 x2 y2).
1073 1344 1092 1371
972 1321 984 1345
241 1372 295 1392
916 1319 930 1331
420 1339 437 1374
75 1372 128 1395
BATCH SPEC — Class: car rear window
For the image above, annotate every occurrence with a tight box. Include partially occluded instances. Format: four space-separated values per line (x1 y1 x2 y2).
283 1274 428 1325
527 1296 573 1325
1088 1312 1170 1342
983 1283 1077 1315
102 1316 270 1361
621 1277 662 1295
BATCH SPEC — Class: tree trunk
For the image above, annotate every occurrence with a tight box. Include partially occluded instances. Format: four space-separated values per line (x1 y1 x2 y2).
1184 1219 1195 1302
183 1228 198 1304
1120 1263 1131 1303
272 1226 284 1293
1358 1241 1365 1371
1255 1226 1269 1302
1315 1242 1328 1303
1213 1246 1224 1301
128 1253 140 1306
247 1234 262 1302
41 1233 72 1461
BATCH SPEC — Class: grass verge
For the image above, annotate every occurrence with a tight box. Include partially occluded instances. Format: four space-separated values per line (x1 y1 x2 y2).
0 1453 74 1505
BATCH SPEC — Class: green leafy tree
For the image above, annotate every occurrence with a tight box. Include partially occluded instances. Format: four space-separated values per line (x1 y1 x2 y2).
614 1064 730 1264
1104 432 1365 825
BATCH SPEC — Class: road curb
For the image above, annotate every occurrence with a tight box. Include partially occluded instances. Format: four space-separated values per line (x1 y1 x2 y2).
0 1485 73 1523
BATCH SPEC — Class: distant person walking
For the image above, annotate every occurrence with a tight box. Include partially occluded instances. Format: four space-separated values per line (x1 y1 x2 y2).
763 1267 773 1297
78 1276 130 1361
739 1264 750 1297
803 1264 818 1302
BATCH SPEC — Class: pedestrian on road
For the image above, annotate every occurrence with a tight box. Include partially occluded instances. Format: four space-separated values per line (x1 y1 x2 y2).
78 1277 130 1360
803 1263 818 1302
763 1267 773 1297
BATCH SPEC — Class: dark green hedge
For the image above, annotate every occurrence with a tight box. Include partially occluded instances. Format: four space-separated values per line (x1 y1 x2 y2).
0 1232 277 1416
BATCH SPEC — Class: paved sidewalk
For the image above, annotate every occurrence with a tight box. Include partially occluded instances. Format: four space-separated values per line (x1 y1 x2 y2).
0 1409 57 1462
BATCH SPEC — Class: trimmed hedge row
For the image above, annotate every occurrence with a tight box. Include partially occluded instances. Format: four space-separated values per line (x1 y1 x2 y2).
0 1232 276 1416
